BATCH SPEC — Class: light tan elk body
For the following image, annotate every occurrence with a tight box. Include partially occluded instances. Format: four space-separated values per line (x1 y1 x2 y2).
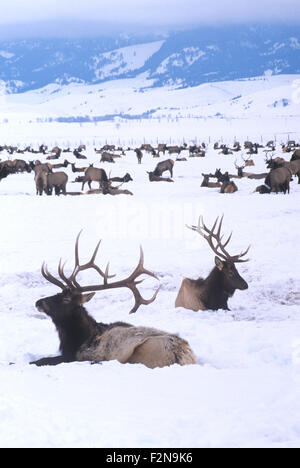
31 234 196 368
175 216 250 311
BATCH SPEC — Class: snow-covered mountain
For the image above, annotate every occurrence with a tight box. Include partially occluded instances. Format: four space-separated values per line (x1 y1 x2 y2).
0 24 300 93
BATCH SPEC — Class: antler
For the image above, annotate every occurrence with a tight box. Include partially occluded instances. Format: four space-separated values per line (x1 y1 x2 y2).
187 215 250 263
41 231 160 314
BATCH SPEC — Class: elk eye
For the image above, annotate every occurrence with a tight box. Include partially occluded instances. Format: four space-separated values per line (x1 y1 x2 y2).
62 295 72 304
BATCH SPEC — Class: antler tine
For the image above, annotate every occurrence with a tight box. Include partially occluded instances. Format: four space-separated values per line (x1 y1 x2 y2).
40 235 160 313
41 262 66 290
129 284 161 314
186 215 251 263
78 245 160 313
231 244 251 263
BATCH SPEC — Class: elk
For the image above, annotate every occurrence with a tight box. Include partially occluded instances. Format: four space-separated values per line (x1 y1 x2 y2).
175 216 250 311
30 233 196 368
152 159 174 178
264 167 292 194
109 173 133 183
134 148 143 164
201 174 221 188
100 152 116 163
290 150 300 161
33 164 52 195
81 167 109 192
220 180 238 193
47 171 68 196
71 163 87 173
73 149 87 159
157 143 167 155
147 172 174 183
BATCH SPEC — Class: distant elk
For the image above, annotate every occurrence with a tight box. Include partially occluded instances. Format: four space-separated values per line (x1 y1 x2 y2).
220 179 238 194
157 144 167 155
264 167 292 194
266 156 300 183
201 174 221 188
140 144 155 153
149 159 174 178
134 148 143 164
167 145 184 156
0 162 13 181
100 152 116 163
31 233 196 368
71 163 87 173
33 163 52 196
12 159 31 173
175 216 250 311
147 172 174 182
73 149 87 159
81 167 110 192
47 171 68 195
109 173 133 183
290 150 300 161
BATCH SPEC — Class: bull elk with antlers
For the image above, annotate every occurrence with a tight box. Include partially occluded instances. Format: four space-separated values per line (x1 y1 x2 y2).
175 216 250 311
31 233 195 368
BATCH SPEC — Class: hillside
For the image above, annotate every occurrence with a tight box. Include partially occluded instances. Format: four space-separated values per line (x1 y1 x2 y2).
0 25 300 93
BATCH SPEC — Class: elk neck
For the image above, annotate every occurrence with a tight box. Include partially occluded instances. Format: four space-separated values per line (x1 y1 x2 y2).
200 266 234 310
55 305 99 359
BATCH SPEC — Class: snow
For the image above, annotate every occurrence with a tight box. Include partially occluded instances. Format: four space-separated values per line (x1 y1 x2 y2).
0 75 300 447
92 41 164 80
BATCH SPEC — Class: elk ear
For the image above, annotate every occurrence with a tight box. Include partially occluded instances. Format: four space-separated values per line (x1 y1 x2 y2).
215 257 224 270
80 292 96 304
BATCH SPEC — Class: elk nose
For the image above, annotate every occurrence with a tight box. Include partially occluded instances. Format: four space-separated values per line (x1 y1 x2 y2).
35 299 46 312
240 280 248 290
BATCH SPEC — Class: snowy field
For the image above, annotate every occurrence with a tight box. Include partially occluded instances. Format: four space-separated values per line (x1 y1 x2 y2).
0 135 300 448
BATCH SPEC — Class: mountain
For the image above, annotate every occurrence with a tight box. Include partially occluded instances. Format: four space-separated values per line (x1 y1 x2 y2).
0 24 299 93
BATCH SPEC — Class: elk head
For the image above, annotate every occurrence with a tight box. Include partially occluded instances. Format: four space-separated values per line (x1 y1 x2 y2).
37 232 161 319
187 216 250 294
234 159 245 177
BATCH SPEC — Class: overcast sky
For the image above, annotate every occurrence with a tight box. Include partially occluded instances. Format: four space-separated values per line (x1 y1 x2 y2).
0 0 299 38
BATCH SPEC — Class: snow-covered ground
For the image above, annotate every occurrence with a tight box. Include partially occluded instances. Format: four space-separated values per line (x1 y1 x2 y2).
0 139 300 447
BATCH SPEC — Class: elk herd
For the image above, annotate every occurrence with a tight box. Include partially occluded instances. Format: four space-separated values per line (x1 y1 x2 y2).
1 137 299 370
1 139 300 196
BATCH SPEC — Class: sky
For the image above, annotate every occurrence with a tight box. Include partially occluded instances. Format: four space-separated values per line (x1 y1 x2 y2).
0 0 299 38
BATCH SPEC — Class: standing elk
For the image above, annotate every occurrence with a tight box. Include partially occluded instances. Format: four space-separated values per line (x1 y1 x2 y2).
47 171 68 196
33 163 52 195
81 167 110 192
175 216 250 311
151 159 174 178
134 148 143 164
30 233 196 368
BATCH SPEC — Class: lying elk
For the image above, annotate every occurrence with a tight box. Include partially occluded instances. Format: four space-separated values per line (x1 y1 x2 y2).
220 180 238 193
71 163 87 173
100 152 116 163
201 174 221 188
264 167 292 194
31 233 195 368
147 172 174 182
73 149 87 159
109 173 133 183
175 216 249 311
